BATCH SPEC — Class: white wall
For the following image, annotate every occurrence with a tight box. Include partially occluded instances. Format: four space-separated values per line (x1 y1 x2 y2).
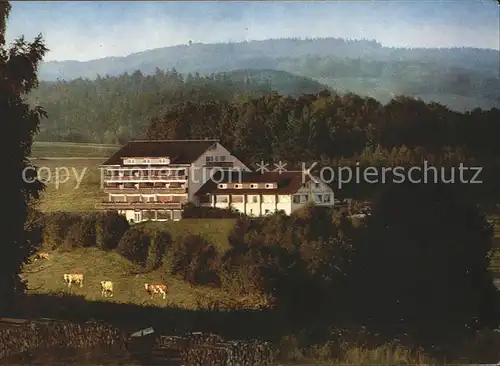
291 179 335 213
189 142 250 202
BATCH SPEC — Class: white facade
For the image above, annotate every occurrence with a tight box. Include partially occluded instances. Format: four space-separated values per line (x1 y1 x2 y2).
188 142 250 202
291 180 334 212
202 177 335 216
98 140 249 223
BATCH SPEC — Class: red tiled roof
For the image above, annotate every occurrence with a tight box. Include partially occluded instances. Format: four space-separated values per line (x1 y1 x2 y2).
101 140 219 166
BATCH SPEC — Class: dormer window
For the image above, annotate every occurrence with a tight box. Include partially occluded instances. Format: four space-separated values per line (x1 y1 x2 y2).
234 184 242 189
218 183 227 189
265 183 273 189
250 184 258 189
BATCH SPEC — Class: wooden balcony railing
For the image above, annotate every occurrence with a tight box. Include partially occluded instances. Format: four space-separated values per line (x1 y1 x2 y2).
103 187 187 194
104 175 187 181
95 201 184 210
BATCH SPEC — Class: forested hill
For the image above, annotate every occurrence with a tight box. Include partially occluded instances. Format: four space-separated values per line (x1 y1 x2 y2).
30 69 329 143
38 38 500 112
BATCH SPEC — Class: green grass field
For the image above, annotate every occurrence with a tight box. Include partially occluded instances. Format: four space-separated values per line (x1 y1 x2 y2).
138 219 237 253
29 142 114 211
32 158 104 212
31 141 119 158
21 247 257 310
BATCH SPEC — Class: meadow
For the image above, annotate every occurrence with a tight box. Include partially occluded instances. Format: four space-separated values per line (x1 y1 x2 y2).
31 141 119 158
21 247 256 310
14 142 500 364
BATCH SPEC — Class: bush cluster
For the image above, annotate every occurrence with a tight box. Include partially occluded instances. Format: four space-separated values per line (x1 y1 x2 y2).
41 211 129 251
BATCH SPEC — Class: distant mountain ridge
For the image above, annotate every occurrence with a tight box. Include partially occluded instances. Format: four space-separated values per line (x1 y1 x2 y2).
37 37 499 112
39 37 500 81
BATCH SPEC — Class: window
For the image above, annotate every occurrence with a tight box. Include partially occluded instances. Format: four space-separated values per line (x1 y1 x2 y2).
293 194 308 204
220 156 226 162
172 210 182 220
134 211 141 222
265 183 273 189
315 194 323 203
262 195 275 204
323 194 332 203
278 195 290 203
214 156 220 162
249 195 259 203
216 195 229 203
128 158 136 164
234 183 242 189
231 195 244 203
142 210 156 220
144 159 150 164
218 183 227 189
157 210 172 220
250 184 258 189
206 156 214 162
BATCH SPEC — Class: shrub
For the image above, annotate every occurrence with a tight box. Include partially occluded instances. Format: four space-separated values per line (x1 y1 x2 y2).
42 212 80 250
145 231 172 271
347 182 500 345
24 207 45 251
115 228 151 266
95 211 130 250
63 213 98 249
171 234 220 286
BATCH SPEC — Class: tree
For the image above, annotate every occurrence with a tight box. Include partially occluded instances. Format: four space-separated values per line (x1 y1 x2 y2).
0 2 48 313
348 182 499 345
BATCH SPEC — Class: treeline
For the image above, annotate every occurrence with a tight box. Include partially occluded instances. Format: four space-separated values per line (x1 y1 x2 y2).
147 92 500 160
145 91 500 200
28 182 500 355
29 69 326 143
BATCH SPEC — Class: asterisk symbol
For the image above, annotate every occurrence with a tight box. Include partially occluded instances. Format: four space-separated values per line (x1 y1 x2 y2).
273 161 287 174
255 160 269 174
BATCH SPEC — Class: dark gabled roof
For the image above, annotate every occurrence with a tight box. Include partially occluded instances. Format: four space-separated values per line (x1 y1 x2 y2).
195 171 312 195
101 140 219 166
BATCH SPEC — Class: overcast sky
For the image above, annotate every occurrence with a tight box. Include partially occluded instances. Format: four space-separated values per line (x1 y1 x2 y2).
5 0 500 62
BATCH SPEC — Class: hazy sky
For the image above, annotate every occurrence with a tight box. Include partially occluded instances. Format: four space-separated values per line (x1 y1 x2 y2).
5 1 500 62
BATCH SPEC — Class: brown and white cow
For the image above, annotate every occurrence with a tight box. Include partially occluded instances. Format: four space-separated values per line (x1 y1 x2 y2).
144 283 168 299
33 252 50 262
63 273 84 288
100 281 113 297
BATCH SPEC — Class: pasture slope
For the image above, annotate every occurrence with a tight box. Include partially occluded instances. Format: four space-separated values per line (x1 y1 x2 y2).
21 247 246 309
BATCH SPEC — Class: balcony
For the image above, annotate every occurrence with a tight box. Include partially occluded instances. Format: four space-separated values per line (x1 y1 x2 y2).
103 187 187 194
104 175 187 182
204 161 234 168
95 201 184 210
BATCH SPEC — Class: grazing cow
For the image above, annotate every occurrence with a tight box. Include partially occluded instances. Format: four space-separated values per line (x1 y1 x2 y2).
144 283 168 299
100 281 113 297
63 273 84 288
33 252 50 262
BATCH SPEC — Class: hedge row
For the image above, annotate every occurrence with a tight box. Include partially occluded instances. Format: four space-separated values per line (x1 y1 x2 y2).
41 211 130 251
